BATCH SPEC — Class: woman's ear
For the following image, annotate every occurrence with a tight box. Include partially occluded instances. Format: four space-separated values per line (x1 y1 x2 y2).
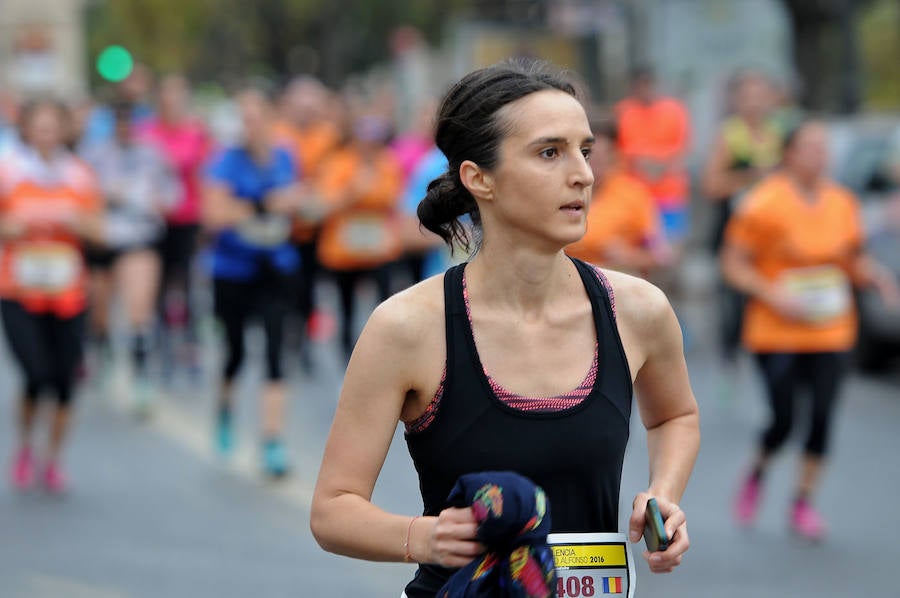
459 160 494 202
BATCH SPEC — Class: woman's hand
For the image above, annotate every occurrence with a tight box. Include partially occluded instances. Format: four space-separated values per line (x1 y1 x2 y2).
873 266 900 310
762 284 809 321
629 492 690 574
412 507 486 568
0 216 27 240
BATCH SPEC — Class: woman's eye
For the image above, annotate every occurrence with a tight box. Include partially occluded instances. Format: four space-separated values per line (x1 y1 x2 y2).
581 148 593 160
540 148 558 159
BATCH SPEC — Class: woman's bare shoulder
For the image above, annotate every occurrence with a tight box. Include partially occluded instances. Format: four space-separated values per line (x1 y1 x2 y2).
600 268 673 332
364 273 446 350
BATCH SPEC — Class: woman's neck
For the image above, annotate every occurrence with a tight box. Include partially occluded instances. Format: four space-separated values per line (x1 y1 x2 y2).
246 137 270 163
160 110 183 125
467 237 575 318
787 171 823 200
33 145 57 162
741 113 766 132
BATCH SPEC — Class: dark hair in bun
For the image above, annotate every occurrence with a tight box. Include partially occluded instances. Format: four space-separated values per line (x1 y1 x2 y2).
418 58 577 251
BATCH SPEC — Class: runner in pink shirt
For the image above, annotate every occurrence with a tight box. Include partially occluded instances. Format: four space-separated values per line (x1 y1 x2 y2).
138 74 212 375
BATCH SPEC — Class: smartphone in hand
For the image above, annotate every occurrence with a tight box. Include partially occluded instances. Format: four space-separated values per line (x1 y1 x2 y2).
644 497 669 552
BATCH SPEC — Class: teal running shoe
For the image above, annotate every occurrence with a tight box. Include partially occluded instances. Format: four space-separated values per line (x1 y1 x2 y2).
215 408 234 455
262 438 290 478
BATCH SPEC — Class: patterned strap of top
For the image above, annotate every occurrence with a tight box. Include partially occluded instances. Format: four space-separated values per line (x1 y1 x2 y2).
405 264 615 434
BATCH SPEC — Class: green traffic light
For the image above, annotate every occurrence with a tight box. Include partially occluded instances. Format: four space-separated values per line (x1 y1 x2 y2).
97 45 134 82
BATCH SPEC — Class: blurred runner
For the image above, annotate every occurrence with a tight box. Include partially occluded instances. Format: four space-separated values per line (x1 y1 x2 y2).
80 101 179 414
391 100 436 185
140 74 212 378
202 88 303 477
567 119 672 275
316 112 403 360
702 70 783 399
274 77 341 366
722 120 900 541
398 145 452 284
0 91 20 158
80 64 155 148
615 66 691 251
1 100 103 493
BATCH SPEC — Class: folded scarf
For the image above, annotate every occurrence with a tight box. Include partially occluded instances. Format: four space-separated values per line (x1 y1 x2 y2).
437 471 556 598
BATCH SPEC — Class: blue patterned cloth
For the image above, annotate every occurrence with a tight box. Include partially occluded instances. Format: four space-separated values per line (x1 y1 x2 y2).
438 471 556 598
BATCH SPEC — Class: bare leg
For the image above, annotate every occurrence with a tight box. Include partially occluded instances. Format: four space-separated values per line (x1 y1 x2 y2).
797 454 824 499
261 381 286 439
17 395 38 450
114 250 162 380
89 268 112 341
47 404 71 463
115 250 161 335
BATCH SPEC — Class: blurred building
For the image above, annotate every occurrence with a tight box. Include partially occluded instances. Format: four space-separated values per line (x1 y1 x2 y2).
0 0 89 99
439 0 791 161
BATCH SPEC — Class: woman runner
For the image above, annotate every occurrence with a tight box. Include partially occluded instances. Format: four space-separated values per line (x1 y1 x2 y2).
723 119 900 541
2 100 103 493
310 60 700 596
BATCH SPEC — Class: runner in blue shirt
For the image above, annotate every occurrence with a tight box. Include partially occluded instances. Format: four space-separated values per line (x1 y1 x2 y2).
202 87 304 477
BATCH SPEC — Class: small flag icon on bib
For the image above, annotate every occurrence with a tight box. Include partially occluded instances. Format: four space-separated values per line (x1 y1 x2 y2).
602 577 623 594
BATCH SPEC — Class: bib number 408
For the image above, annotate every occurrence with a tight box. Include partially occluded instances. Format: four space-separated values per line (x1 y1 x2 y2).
557 575 595 597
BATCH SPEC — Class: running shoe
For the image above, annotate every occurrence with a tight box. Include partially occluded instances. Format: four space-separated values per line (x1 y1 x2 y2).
10 447 34 490
734 473 762 527
42 461 67 494
132 376 155 420
790 498 826 542
262 439 290 478
215 408 234 455
307 309 336 343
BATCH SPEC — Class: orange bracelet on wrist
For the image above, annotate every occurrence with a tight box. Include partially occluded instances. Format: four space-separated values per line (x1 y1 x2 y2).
404 516 420 563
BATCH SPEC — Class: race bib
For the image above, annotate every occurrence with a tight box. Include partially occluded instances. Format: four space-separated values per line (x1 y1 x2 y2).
12 243 81 293
781 265 852 323
548 533 635 598
340 215 390 254
236 215 291 247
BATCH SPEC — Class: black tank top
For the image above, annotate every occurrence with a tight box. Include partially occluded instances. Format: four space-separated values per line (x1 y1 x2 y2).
404 257 633 597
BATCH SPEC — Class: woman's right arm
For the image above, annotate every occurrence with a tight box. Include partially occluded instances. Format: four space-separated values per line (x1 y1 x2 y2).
311 290 484 567
0 205 24 240
720 226 806 321
701 132 758 201
0 167 18 240
201 181 253 231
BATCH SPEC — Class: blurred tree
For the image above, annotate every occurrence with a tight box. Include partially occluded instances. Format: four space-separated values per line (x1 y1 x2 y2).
86 0 466 91
781 0 873 113
858 0 900 110
86 0 213 82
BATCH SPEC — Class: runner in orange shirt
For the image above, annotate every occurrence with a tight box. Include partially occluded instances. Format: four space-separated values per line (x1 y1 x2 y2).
315 113 403 359
1 100 103 493
722 120 900 541
274 77 342 356
615 67 691 248
566 120 672 275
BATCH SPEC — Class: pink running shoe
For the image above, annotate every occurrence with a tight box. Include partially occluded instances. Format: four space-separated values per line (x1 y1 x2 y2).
307 310 336 343
790 499 826 542
10 447 34 490
42 462 68 495
734 474 762 527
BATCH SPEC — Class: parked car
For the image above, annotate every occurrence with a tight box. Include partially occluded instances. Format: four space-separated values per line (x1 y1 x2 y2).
830 116 900 371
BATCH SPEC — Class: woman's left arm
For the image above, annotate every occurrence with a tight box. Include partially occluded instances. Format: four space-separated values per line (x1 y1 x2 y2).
622 280 700 573
849 250 900 308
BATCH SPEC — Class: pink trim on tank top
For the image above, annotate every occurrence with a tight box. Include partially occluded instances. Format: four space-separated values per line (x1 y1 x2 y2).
404 264 615 435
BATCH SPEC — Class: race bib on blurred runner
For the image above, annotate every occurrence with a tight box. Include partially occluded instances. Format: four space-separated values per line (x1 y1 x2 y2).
236 215 291 247
12 243 80 292
548 533 635 598
781 266 851 323
341 215 389 253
